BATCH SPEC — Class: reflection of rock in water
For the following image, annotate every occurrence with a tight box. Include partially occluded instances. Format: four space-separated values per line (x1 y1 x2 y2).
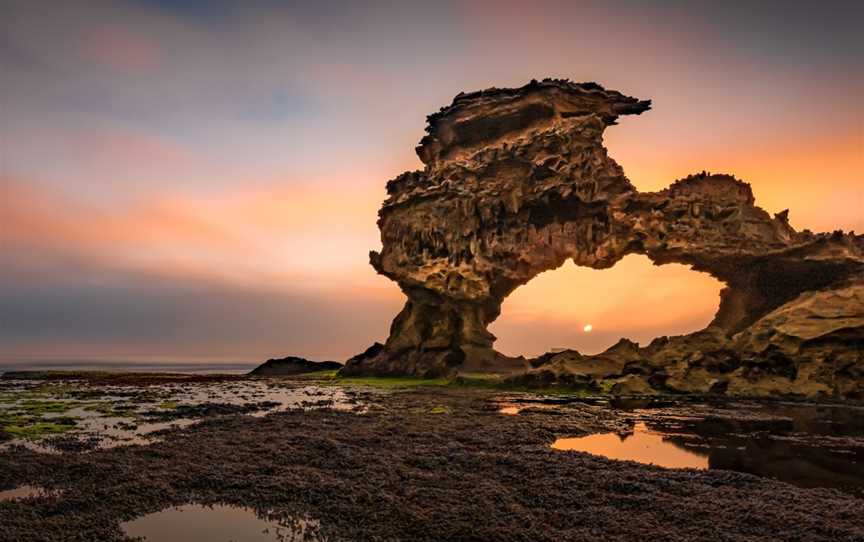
652 408 864 495
707 438 864 494
552 422 709 470
342 78 864 399
547 398 864 495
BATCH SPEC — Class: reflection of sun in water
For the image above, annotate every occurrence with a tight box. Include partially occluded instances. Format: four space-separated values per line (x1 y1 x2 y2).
583 324 593 333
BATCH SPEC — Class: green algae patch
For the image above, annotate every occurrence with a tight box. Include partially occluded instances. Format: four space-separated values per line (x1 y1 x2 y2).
330 376 451 389
82 402 138 418
1 398 80 439
325 373 596 396
598 380 616 394
17 383 76 400
0 413 31 428
292 369 341 380
16 400 75 415
330 372 509 391
4 418 77 438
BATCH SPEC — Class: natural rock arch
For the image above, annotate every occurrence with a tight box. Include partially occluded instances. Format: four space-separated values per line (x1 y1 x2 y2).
342 79 864 398
488 255 724 358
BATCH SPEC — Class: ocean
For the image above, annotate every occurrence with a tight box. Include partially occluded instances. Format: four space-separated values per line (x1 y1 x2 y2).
0 358 257 375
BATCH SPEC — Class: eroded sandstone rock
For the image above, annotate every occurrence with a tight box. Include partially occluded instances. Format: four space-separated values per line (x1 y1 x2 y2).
341 79 864 398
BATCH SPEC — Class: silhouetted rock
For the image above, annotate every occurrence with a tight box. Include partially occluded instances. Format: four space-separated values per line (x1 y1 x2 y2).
342 78 864 397
250 356 342 376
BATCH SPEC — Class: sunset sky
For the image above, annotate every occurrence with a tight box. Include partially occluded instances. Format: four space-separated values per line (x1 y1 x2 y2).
2 0 862 365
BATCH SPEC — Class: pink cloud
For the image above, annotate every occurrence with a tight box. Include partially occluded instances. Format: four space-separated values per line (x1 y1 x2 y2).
0 172 387 289
92 130 196 170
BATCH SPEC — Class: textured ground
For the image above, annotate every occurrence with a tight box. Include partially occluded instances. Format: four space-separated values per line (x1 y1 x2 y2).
1 383 862 542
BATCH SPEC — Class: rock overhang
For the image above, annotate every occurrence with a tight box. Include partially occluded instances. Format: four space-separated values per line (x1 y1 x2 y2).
343 78 864 399
417 79 651 166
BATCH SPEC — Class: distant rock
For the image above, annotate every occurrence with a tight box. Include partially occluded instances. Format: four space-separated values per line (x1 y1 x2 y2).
249 356 342 377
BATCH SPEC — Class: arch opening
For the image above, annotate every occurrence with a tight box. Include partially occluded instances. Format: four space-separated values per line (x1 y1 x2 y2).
489 254 724 358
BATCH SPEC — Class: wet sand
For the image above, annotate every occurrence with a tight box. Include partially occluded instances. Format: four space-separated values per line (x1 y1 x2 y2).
1 380 863 541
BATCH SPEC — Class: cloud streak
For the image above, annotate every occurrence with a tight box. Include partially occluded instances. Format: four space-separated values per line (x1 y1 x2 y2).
0 249 401 361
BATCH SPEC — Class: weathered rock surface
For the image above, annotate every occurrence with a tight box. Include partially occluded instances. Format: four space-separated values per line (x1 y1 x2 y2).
249 356 342 377
341 79 864 398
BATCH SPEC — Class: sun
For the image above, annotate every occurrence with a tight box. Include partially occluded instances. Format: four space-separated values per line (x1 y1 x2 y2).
583 324 593 333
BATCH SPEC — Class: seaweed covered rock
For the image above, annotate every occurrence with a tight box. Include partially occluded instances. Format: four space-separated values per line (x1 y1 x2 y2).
342 79 864 398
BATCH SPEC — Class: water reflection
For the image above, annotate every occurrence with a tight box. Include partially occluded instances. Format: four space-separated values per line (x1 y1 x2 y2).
666 415 864 494
544 398 864 495
552 422 709 469
122 504 319 542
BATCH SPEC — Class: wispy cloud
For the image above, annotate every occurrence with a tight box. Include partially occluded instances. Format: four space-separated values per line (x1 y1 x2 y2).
0 249 401 361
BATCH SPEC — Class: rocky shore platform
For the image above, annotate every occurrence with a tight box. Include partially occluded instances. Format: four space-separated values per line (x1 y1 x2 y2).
1 373 862 541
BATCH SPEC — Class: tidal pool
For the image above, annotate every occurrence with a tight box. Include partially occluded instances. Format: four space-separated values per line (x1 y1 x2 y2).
553 421 709 469
0 378 363 452
0 485 52 501
546 398 864 495
121 504 319 542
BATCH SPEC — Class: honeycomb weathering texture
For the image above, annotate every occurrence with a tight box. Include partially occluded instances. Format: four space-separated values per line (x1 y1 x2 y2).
341 79 864 399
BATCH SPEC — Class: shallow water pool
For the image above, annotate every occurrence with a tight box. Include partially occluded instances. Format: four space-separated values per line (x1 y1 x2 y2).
509 396 864 495
0 485 52 501
553 421 709 469
121 504 320 542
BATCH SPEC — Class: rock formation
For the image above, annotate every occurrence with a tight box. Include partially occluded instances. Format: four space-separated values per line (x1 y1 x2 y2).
249 356 342 377
341 79 864 399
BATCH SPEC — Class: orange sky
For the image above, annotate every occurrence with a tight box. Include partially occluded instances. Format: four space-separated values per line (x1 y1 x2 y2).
1 1 861 363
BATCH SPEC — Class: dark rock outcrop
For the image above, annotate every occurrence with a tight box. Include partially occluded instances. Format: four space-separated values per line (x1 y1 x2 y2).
250 356 342 377
341 79 864 398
